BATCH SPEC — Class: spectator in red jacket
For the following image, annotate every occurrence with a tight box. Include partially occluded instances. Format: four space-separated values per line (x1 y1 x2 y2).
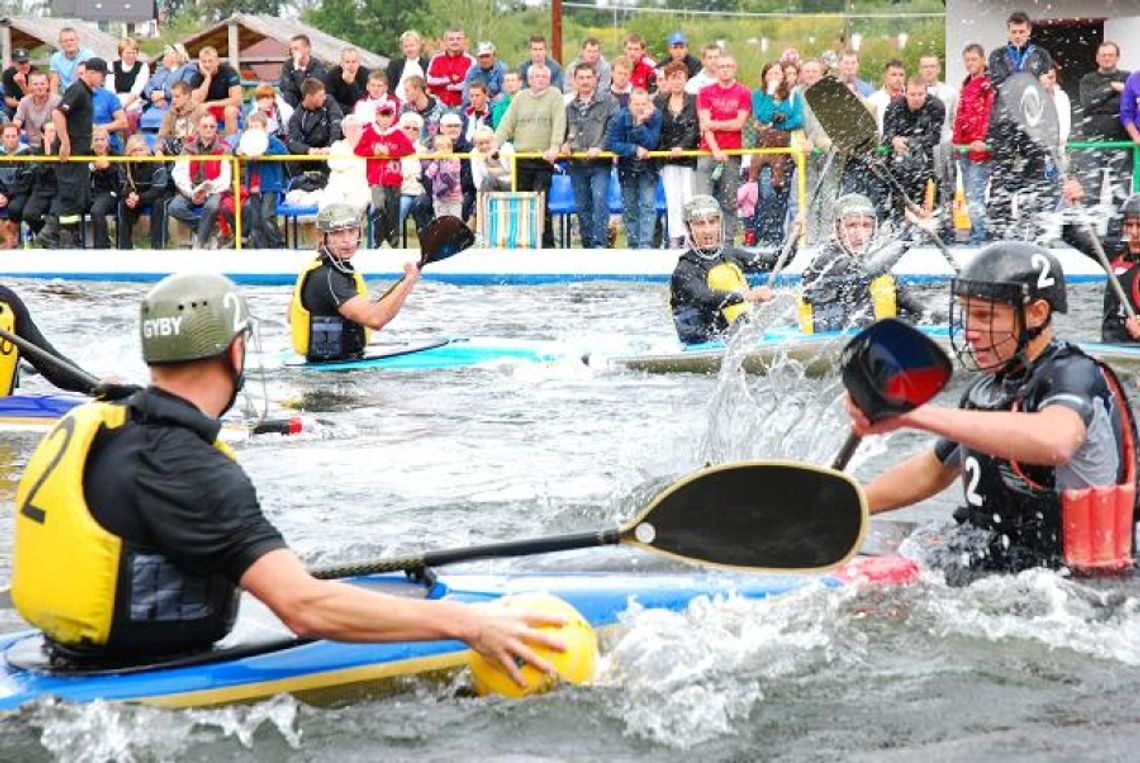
624 34 658 94
952 42 995 245
426 27 474 109
356 102 414 247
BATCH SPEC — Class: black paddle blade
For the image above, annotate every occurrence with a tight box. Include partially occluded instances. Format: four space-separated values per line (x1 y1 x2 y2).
996 72 1060 151
419 215 476 266
622 461 867 572
841 319 952 423
804 76 879 155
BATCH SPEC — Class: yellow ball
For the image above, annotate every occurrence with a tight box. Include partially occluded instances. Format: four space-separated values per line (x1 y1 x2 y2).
468 593 599 698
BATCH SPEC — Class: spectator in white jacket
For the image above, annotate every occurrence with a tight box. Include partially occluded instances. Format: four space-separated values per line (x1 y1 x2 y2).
320 113 371 214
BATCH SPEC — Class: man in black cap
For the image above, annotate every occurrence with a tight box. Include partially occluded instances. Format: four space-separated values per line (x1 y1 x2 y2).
2 48 35 119
38 56 105 248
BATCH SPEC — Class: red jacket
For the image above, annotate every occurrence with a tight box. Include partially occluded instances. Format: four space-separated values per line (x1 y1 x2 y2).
953 73 995 162
425 51 475 108
630 55 658 93
355 124 414 187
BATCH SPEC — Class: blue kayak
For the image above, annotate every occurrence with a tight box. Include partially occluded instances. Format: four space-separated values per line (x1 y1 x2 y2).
283 337 574 372
0 557 917 710
606 325 1140 375
0 393 315 441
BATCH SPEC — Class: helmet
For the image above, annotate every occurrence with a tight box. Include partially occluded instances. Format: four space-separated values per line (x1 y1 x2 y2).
952 241 1067 314
683 195 724 258
683 194 722 224
140 273 251 364
317 203 362 234
833 193 877 256
1123 194 1140 220
949 242 1065 372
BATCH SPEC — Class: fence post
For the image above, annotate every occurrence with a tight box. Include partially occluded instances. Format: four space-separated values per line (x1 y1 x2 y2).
232 155 242 251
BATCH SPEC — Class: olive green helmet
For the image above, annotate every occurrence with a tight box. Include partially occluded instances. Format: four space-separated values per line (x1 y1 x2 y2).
140 273 251 364
317 203 363 233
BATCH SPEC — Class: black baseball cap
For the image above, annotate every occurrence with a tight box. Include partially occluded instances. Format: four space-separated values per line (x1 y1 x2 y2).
83 57 108 74
12 49 28 62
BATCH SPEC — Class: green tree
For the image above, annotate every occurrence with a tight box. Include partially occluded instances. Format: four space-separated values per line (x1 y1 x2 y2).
304 0 428 58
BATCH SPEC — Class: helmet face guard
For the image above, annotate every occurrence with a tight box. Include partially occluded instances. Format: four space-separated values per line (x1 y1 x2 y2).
949 278 1035 374
683 195 725 258
832 194 878 257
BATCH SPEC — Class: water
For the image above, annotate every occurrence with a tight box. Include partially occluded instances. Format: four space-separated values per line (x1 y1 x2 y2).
1 277 1138 761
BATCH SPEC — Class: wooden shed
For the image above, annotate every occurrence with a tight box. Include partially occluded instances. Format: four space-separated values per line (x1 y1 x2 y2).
177 13 388 83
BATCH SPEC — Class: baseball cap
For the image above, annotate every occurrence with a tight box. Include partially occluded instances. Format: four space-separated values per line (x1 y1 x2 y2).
440 112 462 126
377 102 396 115
668 32 687 46
12 49 28 63
476 41 495 56
83 57 108 74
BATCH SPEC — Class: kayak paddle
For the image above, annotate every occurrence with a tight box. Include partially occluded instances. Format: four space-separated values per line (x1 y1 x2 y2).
311 458 869 579
804 76 958 272
832 318 953 470
377 215 476 301
0 324 304 436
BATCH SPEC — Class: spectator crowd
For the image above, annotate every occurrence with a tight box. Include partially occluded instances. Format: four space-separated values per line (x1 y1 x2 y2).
0 12 1137 250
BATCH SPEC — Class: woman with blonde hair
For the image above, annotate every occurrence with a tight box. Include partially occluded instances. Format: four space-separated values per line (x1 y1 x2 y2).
107 36 150 132
141 43 193 130
387 30 431 103
119 133 169 249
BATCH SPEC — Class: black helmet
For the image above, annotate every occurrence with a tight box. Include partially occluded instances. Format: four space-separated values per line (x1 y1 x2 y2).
950 242 1065 373
952 241 1067 314
1123 194 1140 220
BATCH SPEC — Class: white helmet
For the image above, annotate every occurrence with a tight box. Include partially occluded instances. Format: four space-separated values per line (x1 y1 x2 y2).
833 193 878 257
683 194 724 259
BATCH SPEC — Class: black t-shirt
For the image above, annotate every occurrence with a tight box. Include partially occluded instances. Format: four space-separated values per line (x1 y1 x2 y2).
190 62 241 103
1 64 33 107
56 78 94 152
85 388 286 584
301 256 364 316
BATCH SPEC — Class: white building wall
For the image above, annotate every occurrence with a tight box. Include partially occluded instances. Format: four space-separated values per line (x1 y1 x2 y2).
945 0 1140 84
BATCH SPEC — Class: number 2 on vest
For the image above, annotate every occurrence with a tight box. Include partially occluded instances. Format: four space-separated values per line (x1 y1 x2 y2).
19 417 76 523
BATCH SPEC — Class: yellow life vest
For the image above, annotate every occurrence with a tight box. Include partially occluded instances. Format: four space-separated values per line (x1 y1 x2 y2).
10 402 237 647
0 301 18 396
796 274 898 335
706 260 752 326
288 256 371 355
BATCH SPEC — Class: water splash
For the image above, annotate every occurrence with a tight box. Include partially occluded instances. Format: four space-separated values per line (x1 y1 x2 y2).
28 695 302 762
602 584 863 749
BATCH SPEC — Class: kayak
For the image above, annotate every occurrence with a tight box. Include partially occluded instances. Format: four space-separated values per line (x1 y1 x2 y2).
603 325 1140 375
0 557 918 710
282 337 578 372
0 393 318 442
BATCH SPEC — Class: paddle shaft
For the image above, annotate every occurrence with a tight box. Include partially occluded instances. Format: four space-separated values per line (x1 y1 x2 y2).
1082 222 1137 319
863 159 958 273
831 432 862 472
311 528 622 579
0 325 99 393
767 148 838 286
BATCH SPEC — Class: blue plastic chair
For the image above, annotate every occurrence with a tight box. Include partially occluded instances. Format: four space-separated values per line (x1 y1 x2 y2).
547 173 577 248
